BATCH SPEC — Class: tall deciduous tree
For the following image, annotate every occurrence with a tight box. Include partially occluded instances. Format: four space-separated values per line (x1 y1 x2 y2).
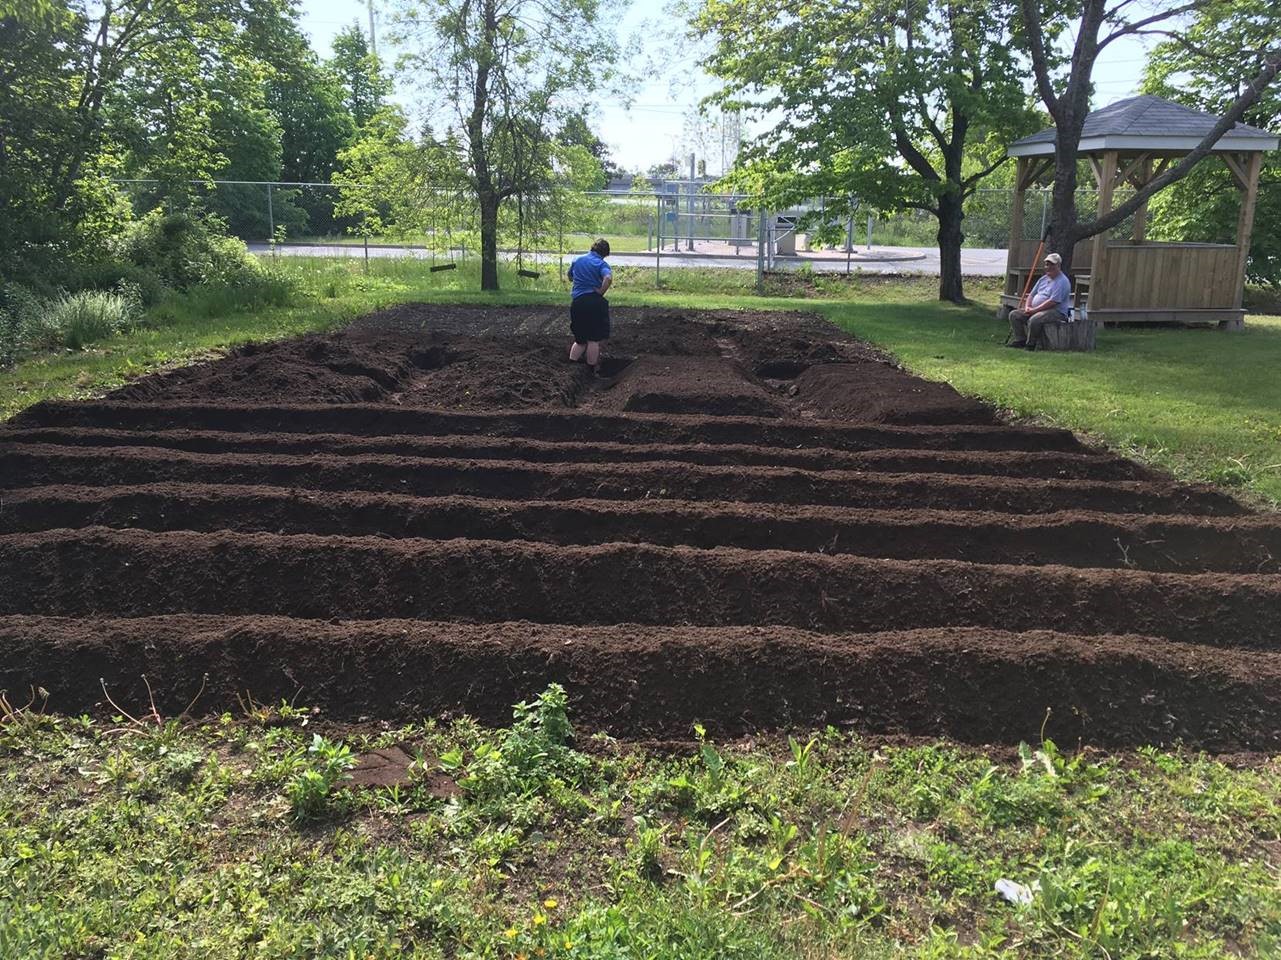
329 23 392 131
1018 0 1281 267
392 0 621 290
696 0 1043 302
1141 0 1281 286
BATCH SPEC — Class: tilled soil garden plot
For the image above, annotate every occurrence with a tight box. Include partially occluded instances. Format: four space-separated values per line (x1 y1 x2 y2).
3 304 1279 749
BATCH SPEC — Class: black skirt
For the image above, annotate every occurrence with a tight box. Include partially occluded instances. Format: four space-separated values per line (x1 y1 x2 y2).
570 292 610 342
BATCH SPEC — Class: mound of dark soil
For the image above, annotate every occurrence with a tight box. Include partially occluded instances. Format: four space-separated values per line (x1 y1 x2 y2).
791 362 998 425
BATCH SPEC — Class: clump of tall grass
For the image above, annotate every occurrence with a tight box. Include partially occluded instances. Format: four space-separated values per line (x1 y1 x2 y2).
21 285 143 352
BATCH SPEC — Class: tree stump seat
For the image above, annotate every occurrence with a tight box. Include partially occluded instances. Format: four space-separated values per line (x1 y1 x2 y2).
1038 315 1097 352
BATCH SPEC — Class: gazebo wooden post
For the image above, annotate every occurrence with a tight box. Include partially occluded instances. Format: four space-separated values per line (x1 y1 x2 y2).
1008 157 1028 263
1131 156 1153 242
1090 149 1119 311
1233 151 1263 309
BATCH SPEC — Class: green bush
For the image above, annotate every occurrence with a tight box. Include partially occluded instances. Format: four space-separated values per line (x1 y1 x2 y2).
0 285 41 367
21 287 142 352
118 208 264 289
69 259 167 306
172 269 299 319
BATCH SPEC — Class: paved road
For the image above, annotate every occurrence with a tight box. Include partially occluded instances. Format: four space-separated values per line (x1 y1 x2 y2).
250 242 1009 277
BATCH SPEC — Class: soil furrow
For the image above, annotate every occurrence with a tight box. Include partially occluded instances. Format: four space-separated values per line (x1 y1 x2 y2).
0 426 1150 481
10 402 1088 453
0 444 1241 515
1 529 1277 646
3 484 1278 573
2 615 1279 750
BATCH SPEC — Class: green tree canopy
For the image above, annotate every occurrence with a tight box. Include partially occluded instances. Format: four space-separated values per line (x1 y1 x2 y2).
696 0 1044 302
329 23 393 131
390 0 622 289
1142 0 1281 287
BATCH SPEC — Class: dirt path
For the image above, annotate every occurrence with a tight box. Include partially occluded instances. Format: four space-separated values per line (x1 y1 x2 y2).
2 304 1277 748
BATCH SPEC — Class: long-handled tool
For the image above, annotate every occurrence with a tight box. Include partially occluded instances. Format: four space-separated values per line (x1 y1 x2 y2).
1019 222 1053 311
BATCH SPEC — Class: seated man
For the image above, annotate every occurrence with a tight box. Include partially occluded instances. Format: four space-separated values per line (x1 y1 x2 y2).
1008 252 1072 350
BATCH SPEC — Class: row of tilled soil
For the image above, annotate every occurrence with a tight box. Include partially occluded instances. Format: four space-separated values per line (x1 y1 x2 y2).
0 443 1242 515
0 426 1156 481
4 485 1279 573
13 402 1091 452
1 616 1278 749
2 529 1278 647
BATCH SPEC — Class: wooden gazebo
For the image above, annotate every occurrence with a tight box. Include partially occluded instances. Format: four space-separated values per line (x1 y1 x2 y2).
1000 95 1277 329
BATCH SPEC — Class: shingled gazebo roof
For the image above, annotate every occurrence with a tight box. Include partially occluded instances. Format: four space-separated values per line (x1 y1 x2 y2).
1009 94 1279 157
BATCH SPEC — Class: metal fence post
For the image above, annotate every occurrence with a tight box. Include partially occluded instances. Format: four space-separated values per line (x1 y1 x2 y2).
846 215 854 275
756 208 766 295
866 213 874 250
655 194 661 288
266 184 274 246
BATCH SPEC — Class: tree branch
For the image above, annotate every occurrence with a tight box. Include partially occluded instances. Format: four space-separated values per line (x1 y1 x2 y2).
1018 0 1059 118
893 127 941 182
1098 0 1206 52
963 154 1009 191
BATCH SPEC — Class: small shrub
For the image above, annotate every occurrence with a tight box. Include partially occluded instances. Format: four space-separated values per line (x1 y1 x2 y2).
446 684 592 805
0 285 42 367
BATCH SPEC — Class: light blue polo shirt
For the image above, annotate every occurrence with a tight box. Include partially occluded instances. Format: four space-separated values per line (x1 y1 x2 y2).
1030 273 1072 317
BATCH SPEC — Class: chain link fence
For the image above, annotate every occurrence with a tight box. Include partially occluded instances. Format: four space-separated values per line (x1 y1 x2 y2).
118 179 1059 245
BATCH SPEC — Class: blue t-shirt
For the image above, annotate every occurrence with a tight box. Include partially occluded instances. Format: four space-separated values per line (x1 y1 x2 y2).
569 251 611 299
1030 273 1072 317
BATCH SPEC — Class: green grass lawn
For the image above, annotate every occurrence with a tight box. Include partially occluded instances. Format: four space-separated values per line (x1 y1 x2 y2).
5 257 1279 504
3 687 1279 959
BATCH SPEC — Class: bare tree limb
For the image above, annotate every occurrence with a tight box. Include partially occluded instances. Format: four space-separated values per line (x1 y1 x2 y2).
1097 0 1206 52
1017 0 1059 118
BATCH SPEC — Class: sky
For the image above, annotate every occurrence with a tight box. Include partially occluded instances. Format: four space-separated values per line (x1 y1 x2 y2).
295 0 1157 174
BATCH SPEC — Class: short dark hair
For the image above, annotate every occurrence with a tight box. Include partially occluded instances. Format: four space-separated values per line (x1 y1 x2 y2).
590 238 610 257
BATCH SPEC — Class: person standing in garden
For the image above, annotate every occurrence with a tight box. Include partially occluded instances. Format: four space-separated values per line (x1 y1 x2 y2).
567 238 612 374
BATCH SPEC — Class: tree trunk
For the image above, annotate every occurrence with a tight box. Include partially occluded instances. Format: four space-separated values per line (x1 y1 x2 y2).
936 190 965 303
1047 168 1080 272
478 189 500 291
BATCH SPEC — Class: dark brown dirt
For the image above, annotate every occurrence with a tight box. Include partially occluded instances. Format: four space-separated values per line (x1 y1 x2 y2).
0 427 1157 480
589 356 786 418
13 403 1089 452
4 529 1279 646
3 616 1280 751
2 303 1276 749
0 444 1241 514
3 486 1276 572
790 363 997 425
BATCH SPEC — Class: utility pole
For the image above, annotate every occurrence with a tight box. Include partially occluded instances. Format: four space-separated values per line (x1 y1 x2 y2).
367 0 377 55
